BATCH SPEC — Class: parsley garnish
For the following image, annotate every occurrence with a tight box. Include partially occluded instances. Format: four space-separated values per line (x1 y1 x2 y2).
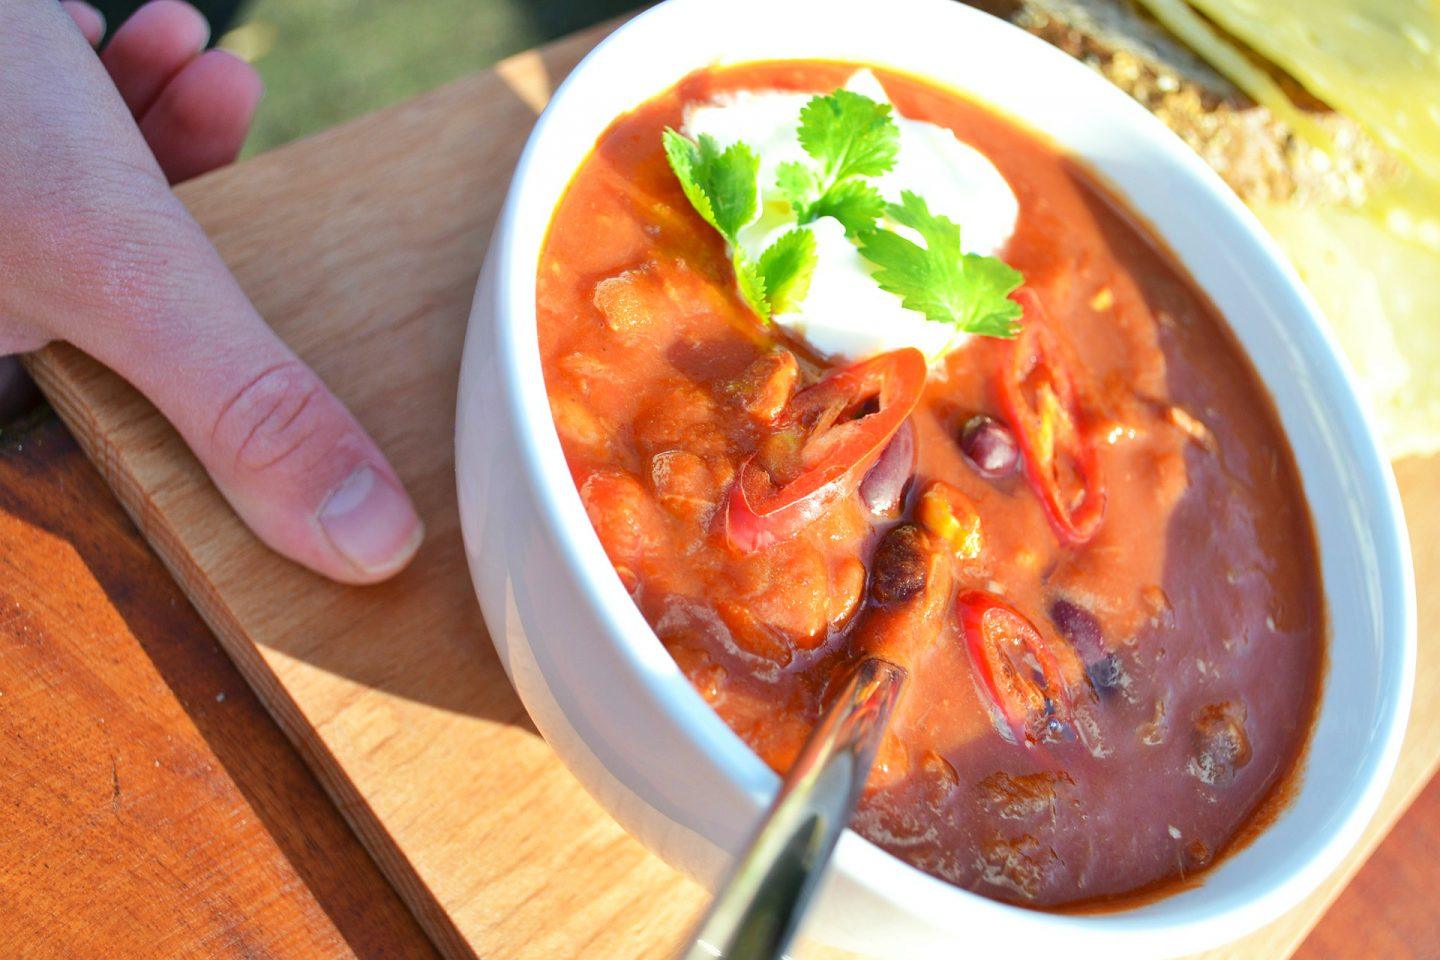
662 128 816 321
661 86 1024 340
661 130 759 243
857 191 1024 338
733 251 770 319
756 228 816 316
777 89 896 237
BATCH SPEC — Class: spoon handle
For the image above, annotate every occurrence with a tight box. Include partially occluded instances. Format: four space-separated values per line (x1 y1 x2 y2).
680 657 907 960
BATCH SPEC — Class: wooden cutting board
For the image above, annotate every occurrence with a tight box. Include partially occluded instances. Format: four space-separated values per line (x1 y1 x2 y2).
26 20 1440 960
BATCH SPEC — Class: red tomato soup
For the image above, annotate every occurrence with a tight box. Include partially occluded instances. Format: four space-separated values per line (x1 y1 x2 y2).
536 61 1323 908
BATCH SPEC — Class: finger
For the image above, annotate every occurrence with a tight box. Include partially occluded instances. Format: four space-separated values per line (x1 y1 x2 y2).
100 0 208 118
140 50 261 183
61 1 105 46
71 264 425 583
3 3 421 584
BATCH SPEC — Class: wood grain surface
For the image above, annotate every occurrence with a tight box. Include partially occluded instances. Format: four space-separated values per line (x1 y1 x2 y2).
21 21 1440 960
1298 771 1440 959
0 415 439 959
1 420 1431 960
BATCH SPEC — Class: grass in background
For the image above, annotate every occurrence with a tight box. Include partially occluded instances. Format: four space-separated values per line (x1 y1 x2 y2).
218 0 639 154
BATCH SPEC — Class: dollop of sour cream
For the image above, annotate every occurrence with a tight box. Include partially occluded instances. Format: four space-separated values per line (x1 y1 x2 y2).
682 70 1020 364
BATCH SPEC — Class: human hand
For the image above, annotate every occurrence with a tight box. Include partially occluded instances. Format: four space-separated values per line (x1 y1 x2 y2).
1 0 423 584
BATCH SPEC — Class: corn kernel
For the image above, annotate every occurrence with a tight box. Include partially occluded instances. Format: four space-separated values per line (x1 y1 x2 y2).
917 481 984 560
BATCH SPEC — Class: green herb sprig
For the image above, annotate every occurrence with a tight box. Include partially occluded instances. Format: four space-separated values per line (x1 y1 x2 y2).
662 86 1024 339
858 191 1024 338
777 89 896 237
661 130 815 320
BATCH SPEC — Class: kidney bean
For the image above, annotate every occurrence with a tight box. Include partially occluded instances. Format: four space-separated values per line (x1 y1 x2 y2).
1049 597 1123 693
960 415 1019 479
859 419 916 517
869 524 932 605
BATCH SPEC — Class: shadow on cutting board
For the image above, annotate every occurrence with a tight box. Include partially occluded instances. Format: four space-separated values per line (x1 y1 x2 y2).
0 417 442 959
131 31 624 728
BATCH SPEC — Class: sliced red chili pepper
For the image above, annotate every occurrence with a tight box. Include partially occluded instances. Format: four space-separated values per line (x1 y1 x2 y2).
725 347 927 552
957 590 1087 746
995 287 1106 546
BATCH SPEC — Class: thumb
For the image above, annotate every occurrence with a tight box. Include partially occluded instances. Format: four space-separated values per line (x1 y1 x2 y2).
120 336 424 585
65 224 424 584
2 0 421 584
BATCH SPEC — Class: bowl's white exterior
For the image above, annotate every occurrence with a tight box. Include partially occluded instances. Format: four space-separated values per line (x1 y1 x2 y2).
455 1 1416 956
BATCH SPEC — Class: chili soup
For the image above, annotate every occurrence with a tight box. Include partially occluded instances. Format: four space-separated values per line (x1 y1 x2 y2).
536 60 1323 909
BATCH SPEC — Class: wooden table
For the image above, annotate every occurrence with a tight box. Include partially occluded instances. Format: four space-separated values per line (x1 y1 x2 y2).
2 34 1438 960
3 412 1435 960
0 413 438 958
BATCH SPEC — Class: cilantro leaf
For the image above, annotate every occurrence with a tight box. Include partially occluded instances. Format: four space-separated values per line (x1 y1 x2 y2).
951 255 1029 337
756 228 817 316
858 190 1023 337
777 90 898 238
663 127 772 318
661 92 1022 337
661 128 759 242
732 251 769 321
663 128 819 321
775 160 821 216
797 89 900 183
807 178 886 238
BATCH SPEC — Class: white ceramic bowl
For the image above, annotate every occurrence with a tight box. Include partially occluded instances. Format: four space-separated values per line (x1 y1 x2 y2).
455 1 1416 956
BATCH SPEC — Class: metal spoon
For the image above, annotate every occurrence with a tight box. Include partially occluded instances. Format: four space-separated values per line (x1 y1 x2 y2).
679 656 907 960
